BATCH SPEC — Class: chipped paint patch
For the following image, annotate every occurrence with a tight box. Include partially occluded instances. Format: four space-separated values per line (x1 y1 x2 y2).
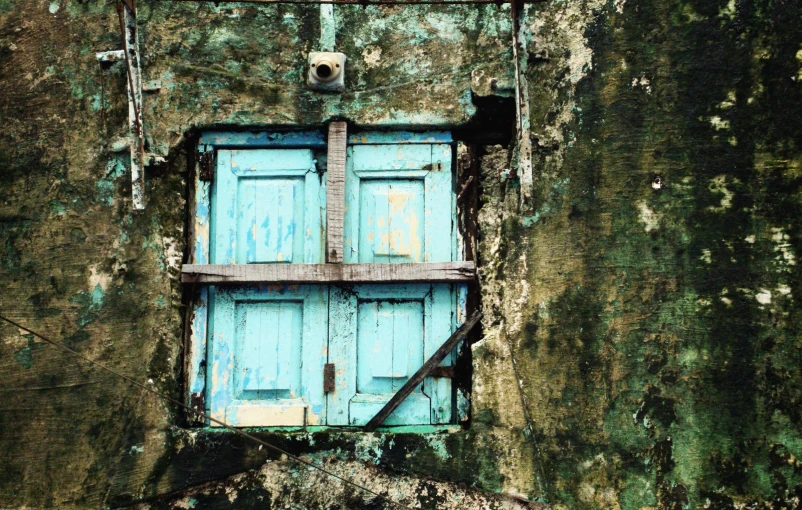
88 265 111 293
771 227 797 267
756 289 772 305
707 115 731 130
708 175 734 211
425 434 450 461
362 46 382 69
172 496 198 509
638 201 661 232
631 75 652 94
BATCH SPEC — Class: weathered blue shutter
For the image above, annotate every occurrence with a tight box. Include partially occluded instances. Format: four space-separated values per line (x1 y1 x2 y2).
208 148 327 426
212 149 323 264
328 284 456 425
328 142 458 426
208 286 328 426
343 144 453 263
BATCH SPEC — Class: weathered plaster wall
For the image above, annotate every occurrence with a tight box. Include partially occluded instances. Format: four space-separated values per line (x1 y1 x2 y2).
0 0 801 508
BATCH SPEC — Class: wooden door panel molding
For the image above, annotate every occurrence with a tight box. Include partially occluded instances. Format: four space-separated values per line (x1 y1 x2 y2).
344 143 453 265
208 285 328 427
327 284 456 426
212 149 323 265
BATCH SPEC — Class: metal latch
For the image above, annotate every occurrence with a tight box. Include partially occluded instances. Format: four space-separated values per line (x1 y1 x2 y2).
198 151 215 182
324 363 335 393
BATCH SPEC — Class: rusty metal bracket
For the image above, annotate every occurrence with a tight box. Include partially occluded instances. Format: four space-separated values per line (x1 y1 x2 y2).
324 363 335 393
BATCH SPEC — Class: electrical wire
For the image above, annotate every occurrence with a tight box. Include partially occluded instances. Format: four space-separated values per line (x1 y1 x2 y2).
155 0 545 6
0 313 413 510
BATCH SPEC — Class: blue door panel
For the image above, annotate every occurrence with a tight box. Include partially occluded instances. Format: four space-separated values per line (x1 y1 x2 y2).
327 284 457 427
359 180 425 263
213 149 323 264
357 300 424 391
208 285 328 427
238 301 302 397
344 144 453 264
236 178 303 263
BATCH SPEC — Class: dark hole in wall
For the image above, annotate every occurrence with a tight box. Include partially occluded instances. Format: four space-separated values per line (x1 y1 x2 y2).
316 63 332 78
449 94 516 424
452 93 516 146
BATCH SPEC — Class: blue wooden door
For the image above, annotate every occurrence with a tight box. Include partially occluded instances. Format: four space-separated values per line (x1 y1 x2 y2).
328 284 457 426
212 149 324 264
208 148 327 427
208 285 328 426
344 144 454 263
328 142 459 426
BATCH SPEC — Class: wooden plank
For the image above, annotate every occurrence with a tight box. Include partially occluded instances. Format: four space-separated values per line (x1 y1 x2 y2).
364 310 482 432
181 262 476 284
428 284 454 424
185 145 211 424
326 122 347 263
326 286 358 425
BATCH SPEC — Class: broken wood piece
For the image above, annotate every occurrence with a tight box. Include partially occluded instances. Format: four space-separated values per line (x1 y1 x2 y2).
428 366 455 378
363 310 482 432
95 50 125 62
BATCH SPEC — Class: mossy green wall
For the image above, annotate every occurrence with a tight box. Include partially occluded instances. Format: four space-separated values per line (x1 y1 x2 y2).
0 0 800 508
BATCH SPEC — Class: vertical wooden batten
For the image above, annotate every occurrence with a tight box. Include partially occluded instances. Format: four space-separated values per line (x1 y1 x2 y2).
326 122 347 263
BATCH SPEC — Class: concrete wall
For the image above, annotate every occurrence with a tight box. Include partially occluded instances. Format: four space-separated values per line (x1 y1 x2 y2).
1 0 801 508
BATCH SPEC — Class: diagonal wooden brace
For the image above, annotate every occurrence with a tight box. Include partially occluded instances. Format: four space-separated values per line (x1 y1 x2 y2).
364 310 482 432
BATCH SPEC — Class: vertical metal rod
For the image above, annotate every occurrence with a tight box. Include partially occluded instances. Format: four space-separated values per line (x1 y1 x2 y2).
117 1 146 210
511 0 524 152
509 0 533 196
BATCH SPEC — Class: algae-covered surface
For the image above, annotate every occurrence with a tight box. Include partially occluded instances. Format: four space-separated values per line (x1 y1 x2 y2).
0 0 801 508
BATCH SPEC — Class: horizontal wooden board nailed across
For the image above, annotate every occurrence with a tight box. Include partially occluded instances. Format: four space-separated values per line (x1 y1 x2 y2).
181 262 476 284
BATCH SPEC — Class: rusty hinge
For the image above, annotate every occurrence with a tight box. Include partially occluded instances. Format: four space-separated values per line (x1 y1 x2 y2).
324 363 335 393
198 150 215 182
429 366 455 378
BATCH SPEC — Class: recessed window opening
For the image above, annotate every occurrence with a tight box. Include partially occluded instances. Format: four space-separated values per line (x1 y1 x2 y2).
182 126 480 429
